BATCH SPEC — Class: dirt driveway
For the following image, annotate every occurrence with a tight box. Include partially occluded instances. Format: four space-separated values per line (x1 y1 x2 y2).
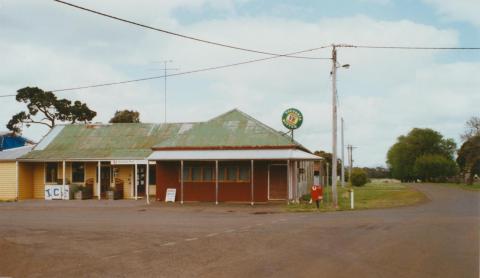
0 184 478 278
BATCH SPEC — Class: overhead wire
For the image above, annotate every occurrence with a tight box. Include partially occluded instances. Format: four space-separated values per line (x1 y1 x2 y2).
0 45 332 97
53 0 331 60
341 44 480 50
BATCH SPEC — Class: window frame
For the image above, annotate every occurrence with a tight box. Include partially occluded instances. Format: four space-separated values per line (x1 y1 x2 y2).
45 162 59 184
71 162 86 184
180 163 250 183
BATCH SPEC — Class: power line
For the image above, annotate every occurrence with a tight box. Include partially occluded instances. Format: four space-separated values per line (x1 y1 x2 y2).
0 45 331 97
54 0 331 60
341 44 480 50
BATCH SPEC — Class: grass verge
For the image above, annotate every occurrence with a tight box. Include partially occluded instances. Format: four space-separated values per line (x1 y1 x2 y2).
286 183 427 212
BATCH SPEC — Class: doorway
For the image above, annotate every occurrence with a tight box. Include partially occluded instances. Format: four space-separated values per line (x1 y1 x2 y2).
268 164 288 200
137 165 146 197
99 165 111 197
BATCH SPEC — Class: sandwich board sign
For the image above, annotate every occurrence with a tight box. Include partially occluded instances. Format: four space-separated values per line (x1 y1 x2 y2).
165 188 176 202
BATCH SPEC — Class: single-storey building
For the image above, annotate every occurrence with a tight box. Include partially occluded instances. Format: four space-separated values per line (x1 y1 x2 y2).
15 109 320 203
0 146 34 200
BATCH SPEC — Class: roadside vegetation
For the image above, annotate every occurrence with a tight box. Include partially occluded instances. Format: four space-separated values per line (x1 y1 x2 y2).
286 183 426 212
386 117 479 185
433 183 480 191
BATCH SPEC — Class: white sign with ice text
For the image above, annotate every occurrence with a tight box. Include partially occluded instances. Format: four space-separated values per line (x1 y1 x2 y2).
45 185 70 200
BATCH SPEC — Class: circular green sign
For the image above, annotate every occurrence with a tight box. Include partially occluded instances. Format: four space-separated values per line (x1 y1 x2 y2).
282 108 303 130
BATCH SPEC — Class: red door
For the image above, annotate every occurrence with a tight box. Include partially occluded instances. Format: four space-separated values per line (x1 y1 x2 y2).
269 165 287 200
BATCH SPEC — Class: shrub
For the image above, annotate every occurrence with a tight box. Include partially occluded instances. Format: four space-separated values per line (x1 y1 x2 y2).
300 193 311 202
351 169 368 186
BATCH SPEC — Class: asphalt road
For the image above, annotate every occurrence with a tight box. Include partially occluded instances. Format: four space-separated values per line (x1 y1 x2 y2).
0 183 478 278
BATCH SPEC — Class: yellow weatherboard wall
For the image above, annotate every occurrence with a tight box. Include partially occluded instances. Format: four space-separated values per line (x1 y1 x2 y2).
0 161 16 200
18 163 33 200
33 163 45 199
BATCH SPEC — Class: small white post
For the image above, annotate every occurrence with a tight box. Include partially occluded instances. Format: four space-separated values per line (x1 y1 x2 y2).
215 160 218 205
97 161 101 200
62 160 66 200
15 161 19 201
134 163 138 200
350 189 354 209
181 160 184 204
251 160 254 206
287 159 291 203
146 162 150 205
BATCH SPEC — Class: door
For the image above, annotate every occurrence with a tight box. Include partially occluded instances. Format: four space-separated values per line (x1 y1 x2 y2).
137 165 146 196
269 164 288 200
100 166 111 196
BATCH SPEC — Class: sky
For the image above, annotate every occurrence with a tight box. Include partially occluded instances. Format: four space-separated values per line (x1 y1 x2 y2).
0 0 479 167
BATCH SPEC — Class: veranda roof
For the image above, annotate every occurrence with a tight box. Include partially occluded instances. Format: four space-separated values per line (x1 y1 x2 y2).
148 149 320 161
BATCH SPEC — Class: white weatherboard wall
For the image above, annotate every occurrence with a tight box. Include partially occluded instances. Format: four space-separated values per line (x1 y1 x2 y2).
0 161 16 200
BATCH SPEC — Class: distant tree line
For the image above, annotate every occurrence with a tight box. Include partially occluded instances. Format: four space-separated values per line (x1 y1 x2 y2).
387 117 479 185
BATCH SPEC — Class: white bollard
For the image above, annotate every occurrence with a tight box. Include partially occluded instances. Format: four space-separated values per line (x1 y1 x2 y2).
350 189 354 209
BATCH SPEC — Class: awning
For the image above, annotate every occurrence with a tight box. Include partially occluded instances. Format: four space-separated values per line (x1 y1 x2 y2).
147 149 321 161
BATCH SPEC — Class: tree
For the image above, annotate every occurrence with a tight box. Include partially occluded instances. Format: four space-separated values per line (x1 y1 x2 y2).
350 168 368 186
413 154 458 182
457 135 480 185
109 110 140 123
314 150 342 184
7 87 96 133
461 116 480 142
386 128 457 182
361 167 390 179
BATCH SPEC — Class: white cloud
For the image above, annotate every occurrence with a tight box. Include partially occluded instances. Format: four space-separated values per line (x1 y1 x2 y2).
423 0 480 27
0 1 475 167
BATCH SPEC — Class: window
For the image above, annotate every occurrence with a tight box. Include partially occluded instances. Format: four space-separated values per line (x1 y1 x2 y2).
191 167 202 181
72 162 85 183
45 162 58 183
239 166 250 181
203 167 213 181
227 166 237 181
148 165 156 185
180 164 250 182
182 167 191 180
218 166 226 181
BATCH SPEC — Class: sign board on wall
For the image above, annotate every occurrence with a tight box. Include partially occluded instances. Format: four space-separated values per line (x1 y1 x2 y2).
165 188 176 202
45 185 70 200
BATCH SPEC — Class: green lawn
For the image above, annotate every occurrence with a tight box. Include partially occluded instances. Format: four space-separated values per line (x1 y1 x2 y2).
286 183 427 212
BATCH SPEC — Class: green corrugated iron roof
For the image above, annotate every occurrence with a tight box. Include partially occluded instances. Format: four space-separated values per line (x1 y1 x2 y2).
153 109 299 149
19 109 307 160
21 123 185 160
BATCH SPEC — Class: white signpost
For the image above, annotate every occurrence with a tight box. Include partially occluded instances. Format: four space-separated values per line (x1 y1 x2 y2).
45 185 70 200
165 188 176 202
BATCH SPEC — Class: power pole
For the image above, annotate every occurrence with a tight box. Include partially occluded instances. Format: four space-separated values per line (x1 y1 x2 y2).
347 145 356 183
331 45 338 207
341 117 345 187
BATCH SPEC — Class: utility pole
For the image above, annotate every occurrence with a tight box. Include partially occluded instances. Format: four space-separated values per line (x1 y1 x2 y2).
341 117 345 187
331 45 339 207
330 45 350 206
347 145 356 183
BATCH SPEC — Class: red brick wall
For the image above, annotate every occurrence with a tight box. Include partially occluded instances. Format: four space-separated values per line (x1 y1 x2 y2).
155 160 271 202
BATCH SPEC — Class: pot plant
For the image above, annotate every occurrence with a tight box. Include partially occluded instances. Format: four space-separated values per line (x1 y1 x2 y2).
73 185 85 200
106 187 115 200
